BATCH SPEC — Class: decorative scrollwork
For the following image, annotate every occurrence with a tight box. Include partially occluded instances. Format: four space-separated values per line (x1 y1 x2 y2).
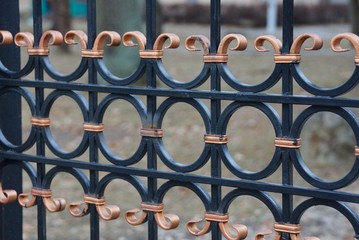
255 223 320 240
69 195 120 221
18 188 66 212
14 32 35 55
255 35 288 63
142 33 180 59
125 206 148 226
66 30 121 58
15 31 63 56
38 30 63 55
187 213 248 240
153 33 180 51
254 34 323 64
123 31 180 59
123 31 146 50
331 33 359 65
0 30 13 45
0 182 17 204
185 35 211 62
285 33 323 63
83 31 121 58
126 202 179 230
64 30 88 54
291 33 323 55
68 200 89 217
254 35 282 55
218 34 248 55
203 33 248 63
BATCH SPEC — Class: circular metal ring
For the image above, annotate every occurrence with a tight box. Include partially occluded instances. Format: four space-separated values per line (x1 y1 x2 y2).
95 94 147 165
218 102 282 180
154 60 211 89
0 87 36 152
220 188 282 222
219 63 282 93
291 198 359 236
291 64 359 97
153 98 211 172
291 106 359 190
95 58 146 86
41 90 89 159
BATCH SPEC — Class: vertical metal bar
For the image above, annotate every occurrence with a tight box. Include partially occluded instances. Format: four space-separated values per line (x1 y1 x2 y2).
87 1 100 239
32 0 47 239
281 0 294 235
146 0 158 239
210 0 222 238
0 1 22 239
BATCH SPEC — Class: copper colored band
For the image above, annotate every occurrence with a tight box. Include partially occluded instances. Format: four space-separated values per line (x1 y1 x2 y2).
31 117 51 127
355 146 359 156
83 123 105 132
31 188 52 198
140 202 164 212
204 134 228 144
274 223 301 234
140 127 163 138
81 49 104 58
203 54 228 63
275 138 301 149
28 48 49 56
84 195 106 205
355 57 359 66
274 54 301 64
139 50 164 59
204 213 229 223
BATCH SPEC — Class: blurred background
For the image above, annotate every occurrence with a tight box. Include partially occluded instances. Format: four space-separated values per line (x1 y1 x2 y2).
14 1 359 239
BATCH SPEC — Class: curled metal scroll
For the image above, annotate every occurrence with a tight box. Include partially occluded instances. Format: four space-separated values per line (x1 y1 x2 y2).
254 223 320 240
187 213 248 240
291 33 323 54
254 35 282 55
69 195 120 221
331 33 359 65
0 30 13 45
0 182 17 204
292 32 359 96
126 202 179 230
154 33 180 51
220 34 282 92
122 31 146 51
64 30 88 50
18 188 66 212
155 34 211 88
218 34 248 55
95 30 146 85
82 31 121 58
185 34 210 55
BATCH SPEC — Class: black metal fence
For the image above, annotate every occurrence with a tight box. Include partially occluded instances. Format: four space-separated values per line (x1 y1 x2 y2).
0 0 359 239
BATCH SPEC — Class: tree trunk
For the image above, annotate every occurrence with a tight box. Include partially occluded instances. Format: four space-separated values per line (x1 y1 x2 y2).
97 1 162 81
48 0 71 33
97 0 144 79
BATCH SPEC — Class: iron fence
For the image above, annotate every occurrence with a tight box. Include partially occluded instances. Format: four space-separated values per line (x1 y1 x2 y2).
0 0 358 239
